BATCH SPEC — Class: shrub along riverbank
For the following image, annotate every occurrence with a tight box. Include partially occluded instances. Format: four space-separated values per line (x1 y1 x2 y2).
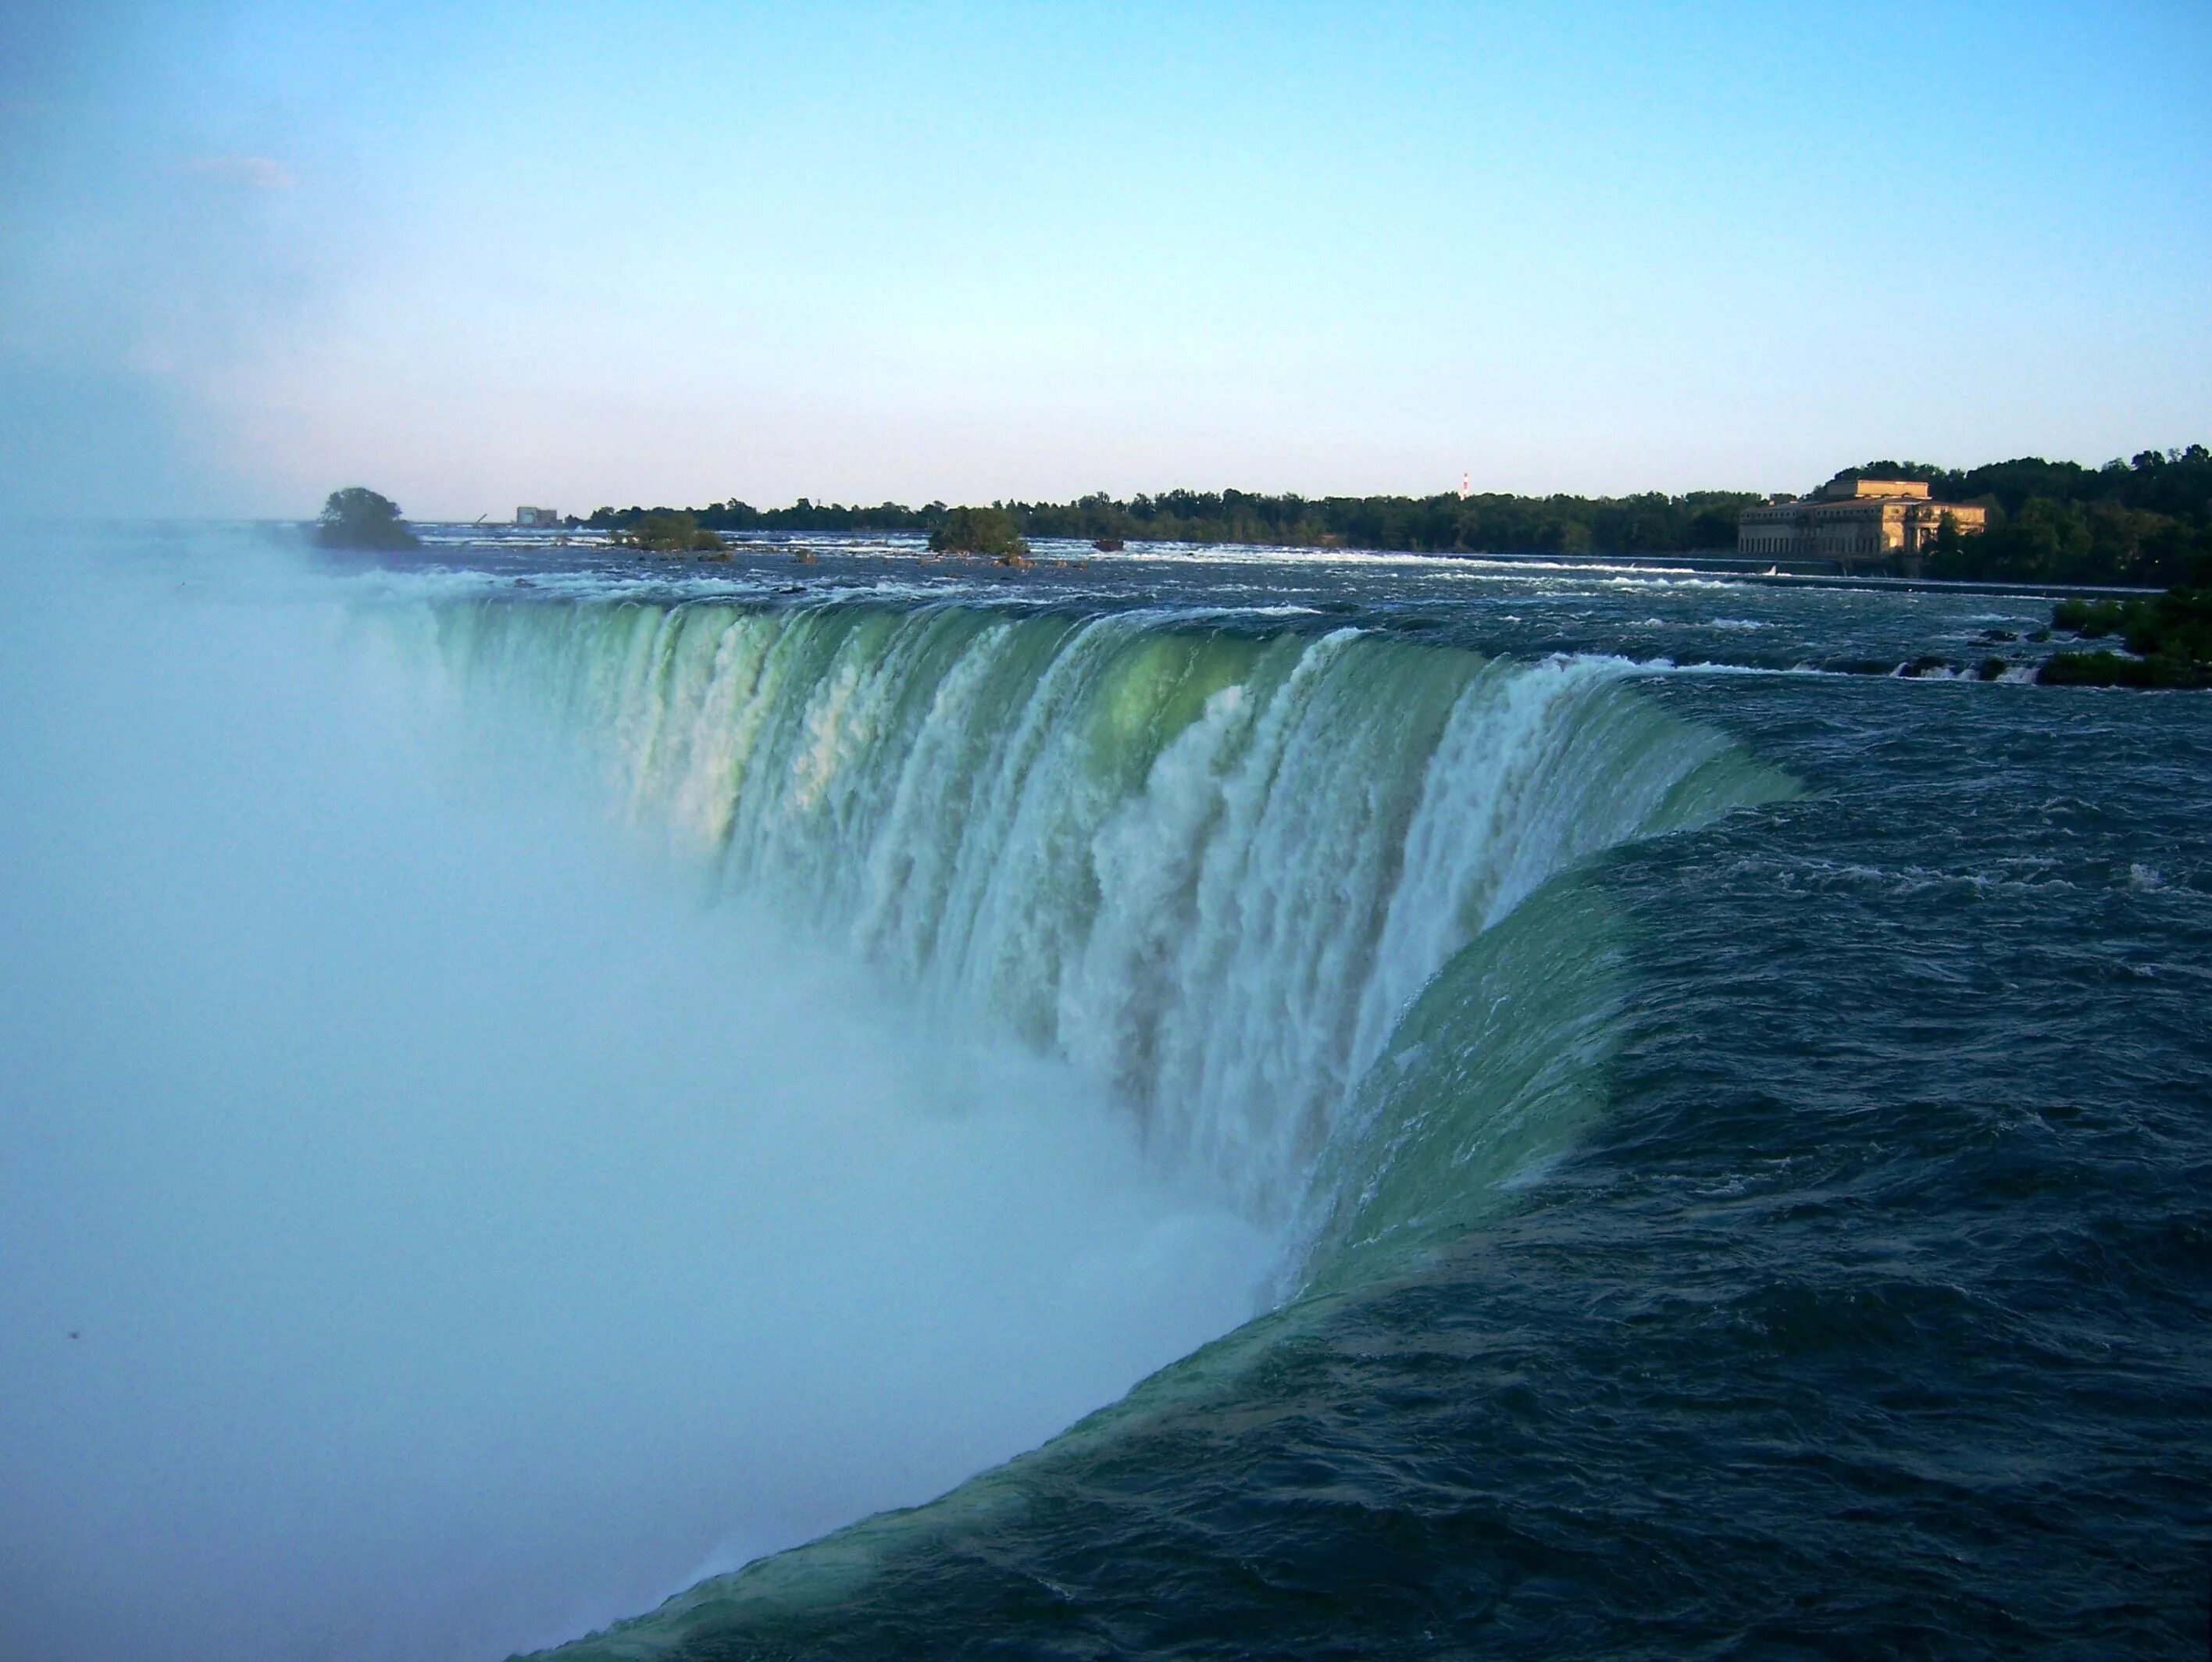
2038 589 2212 688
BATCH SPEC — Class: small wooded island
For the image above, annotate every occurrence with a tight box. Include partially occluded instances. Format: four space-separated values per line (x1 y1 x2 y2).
615 510 725 555
928 505 1029 563
316 487 419 550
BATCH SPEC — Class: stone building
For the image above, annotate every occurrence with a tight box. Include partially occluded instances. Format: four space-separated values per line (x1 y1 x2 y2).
1737 474 1985 572
516 505 561 528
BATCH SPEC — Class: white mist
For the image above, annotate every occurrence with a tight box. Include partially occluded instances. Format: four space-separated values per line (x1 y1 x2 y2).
0 536 1272 1662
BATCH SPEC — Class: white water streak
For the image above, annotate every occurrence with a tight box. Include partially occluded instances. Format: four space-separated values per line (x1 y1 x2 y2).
398 598 1763 1221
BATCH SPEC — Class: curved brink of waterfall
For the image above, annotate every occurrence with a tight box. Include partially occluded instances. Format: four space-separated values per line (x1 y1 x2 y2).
379 596 1795 1659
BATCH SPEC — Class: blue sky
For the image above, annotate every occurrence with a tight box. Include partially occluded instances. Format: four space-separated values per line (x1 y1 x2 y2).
3 1 2207 517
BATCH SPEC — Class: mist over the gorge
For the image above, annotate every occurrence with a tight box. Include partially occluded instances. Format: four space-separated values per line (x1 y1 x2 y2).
0 534 1271 1662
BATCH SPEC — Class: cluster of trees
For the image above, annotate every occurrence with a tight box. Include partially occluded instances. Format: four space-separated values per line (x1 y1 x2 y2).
927 505 1027 560
1000 488 1761 554
572 443 2210 583
615 509 724 553
583 500 941 533
1878 447 2212 587
316 487 418 551
583 487 1760 555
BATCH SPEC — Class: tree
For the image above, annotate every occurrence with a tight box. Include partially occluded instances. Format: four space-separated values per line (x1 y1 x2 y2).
621 510 724 553
1932 511 1964 566
928 505 1028 558
316 487 419 550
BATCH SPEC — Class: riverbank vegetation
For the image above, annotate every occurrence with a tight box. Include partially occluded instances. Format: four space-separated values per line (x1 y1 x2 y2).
2038 588 2212 688
569 442 2208 580
583 488 1761 556
1899 447 2212 587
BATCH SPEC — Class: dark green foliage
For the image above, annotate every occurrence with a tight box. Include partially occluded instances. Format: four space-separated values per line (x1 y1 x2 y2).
2040 588 2212 687
620 510 723 553
928 506 1027 558
2121 588 2212 663
700 498 944 533
1933 512 1966 566
594 488 1758 556
2052 598 2128 637
316 487 418 550
588 499 943 537
2035 651 2197 689
1924 445 2212 587
999 487 1761 555
1978 658 2009 682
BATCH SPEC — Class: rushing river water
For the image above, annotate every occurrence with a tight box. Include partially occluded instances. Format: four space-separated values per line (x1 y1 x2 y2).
4 529 2207 1659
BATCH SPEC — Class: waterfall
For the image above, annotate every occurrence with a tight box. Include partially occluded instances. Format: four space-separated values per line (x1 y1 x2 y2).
394 596 1793 1252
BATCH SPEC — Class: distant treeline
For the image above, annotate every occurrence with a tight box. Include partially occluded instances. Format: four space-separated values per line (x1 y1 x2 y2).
577 442 2212 585
589 499 947 535
583 489 1759 555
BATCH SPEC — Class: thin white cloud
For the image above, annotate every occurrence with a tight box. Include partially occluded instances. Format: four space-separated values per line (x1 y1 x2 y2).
179 154 296 190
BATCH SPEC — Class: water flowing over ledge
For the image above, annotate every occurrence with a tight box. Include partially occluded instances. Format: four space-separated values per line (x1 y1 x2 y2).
393 596 1795 1282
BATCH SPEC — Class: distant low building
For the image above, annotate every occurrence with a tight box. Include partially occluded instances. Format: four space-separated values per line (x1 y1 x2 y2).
516 505 560 528
1738 474 1985 572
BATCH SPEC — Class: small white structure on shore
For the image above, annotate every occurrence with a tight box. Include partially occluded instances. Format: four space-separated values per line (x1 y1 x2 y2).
516 505 560 528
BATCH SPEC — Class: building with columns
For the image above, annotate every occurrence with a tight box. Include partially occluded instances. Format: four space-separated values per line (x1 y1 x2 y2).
1738 474 1985 572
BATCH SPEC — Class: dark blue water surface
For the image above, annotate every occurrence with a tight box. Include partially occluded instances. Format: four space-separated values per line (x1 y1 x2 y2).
384 533 2210 1658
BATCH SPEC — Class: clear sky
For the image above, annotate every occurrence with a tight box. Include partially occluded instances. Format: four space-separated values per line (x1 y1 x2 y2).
3 1 2207 518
